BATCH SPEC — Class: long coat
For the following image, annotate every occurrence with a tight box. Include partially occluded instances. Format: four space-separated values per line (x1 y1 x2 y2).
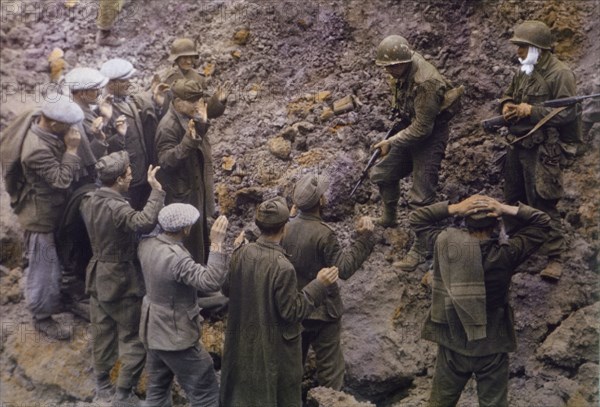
220 238 327 407
80 187 165 302
155 106 213 264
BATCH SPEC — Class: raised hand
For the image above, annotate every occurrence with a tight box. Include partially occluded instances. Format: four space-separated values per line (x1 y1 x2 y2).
146 164 162 191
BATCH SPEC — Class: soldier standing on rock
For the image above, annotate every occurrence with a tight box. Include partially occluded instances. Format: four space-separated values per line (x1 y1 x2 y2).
414 195 550 406
370 35 460 272
281 173 375 391
499 20 581 280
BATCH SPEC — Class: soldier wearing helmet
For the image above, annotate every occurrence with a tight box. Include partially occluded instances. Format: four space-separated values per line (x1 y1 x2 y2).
156 38 230 120
499 20 581 281
370 35 461 272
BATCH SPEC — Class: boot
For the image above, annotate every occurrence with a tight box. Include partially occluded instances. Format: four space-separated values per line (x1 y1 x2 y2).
375 202 397 227
96 30 124 47
95 373 115 402
540 258 563 281
112 387 140 407
393 245 426 272
33 317 71 341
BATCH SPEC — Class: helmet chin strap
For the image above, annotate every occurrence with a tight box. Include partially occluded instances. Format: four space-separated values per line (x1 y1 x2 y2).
518 46 540 75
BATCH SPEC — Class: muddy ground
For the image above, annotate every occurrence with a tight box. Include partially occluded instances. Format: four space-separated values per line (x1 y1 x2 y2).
0 0 598 406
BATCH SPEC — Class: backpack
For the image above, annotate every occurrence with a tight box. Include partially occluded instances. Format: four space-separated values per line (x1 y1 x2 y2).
0 110 38 212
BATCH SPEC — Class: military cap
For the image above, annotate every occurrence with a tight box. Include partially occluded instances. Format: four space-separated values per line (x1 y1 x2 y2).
64 67 109 91
159 203 200 232
465 210 498 230
293 173 330 211
255 197 289 227
100 58 136 80
41 94 84 124
171 79 204 101
95 151 130 182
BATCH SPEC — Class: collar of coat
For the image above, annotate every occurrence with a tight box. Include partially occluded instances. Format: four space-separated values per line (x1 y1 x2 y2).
256 236 287 255
297 212 322 222
93 186 128 200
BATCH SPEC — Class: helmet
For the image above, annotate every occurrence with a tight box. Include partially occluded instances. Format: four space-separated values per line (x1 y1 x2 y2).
169 38 199 62
510 20 553 50
375 35 412 66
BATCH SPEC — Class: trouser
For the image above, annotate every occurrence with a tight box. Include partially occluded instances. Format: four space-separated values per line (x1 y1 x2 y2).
503 145 564 257
24 231 62 319
428 346 509 407
370 121 449 254
90 296 145 390
144 346 219 407
97 0 124 30
301 319 345 390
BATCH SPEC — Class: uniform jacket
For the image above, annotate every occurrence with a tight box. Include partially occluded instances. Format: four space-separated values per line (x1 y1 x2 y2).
18 123 81 232
155 105 213 263
80 187 165 301
415 202 551 356
388 52 452 148
137 233 228 351
220 238 327 407
282 212 375 321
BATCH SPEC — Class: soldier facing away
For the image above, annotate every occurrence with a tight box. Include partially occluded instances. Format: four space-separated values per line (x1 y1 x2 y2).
370 35 460 272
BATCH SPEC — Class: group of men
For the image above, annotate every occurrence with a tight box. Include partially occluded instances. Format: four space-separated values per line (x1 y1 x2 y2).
1 17 583 407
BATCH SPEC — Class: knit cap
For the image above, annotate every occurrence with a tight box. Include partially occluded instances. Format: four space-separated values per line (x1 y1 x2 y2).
41 94 84 124
159 203 200 232
95 151 130 182
293 173 329 210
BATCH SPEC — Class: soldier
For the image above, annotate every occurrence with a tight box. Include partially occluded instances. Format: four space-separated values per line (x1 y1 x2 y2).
414 195 550 406
156 37 229 119
138 205 230 407
220 197 339 407
370 35 459 272
80 152 165 405
281 173 375 390
96 0 124 47
100 58 159 210
14 95 83 340
499 20 581 280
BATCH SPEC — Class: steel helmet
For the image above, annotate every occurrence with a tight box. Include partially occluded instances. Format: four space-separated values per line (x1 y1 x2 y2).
375 35 412 66
169 38 199 62
510 20 553 50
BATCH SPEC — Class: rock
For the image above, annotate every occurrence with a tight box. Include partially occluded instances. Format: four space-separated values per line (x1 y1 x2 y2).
268 136 292 160
536 302 600 369
306 386 375 407
222 156 236 172
320 107 335 121
333 95 356 115
233 28 250 45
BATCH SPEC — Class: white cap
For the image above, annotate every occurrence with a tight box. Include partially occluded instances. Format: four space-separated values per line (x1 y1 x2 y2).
158 203 201 232
100 58 136 80
64 67 109 91
41 94 84 124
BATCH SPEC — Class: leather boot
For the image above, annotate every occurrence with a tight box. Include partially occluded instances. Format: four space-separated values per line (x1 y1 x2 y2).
112 387 140 407
96 30 124 47
375 185 399 227
393 235 427 272
375 202 397 227
540 258 562 281
33 317 71 341
95 372 115 402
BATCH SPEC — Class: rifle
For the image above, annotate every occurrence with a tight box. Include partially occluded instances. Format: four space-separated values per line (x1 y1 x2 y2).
349 119 408 198
482 93 600 133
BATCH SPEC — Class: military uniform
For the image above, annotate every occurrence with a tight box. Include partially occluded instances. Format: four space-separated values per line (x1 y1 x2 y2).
220 237 328 407
80 183 165 392
500 50 579 259
412 201 551 407
281 212 374 389
138 231 228 406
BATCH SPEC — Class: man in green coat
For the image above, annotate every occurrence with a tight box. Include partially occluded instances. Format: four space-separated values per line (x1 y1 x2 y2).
281 173 375 390
220 197 339 407
370 35 458 272
499 20 581 280
80 152 165 405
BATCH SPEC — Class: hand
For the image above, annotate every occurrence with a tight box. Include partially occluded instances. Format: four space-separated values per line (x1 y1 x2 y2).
115 115 128 136
233 230 246 247
502 102 516 120
512 103 532 119
152 83 170 107
356 216 374 234
209 215 229 246
186 119 197 139
98 95 114 120
64 127 81 153
90 117 106 141
215 81 232 104
146 165 162 191
195 99 208 123
316 266 339 286
372 139 391 157
448 195 491 217
503 102 531 120
289 204 298 218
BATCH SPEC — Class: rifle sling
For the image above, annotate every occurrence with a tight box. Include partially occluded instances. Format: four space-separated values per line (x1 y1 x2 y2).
508 106 568 146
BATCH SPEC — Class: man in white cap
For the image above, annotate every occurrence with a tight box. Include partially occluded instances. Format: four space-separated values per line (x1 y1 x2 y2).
137 205 230 406
14 94 83 340
80 151 165 405
100 58 158 210
220 197 339 407
281 173 375 391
